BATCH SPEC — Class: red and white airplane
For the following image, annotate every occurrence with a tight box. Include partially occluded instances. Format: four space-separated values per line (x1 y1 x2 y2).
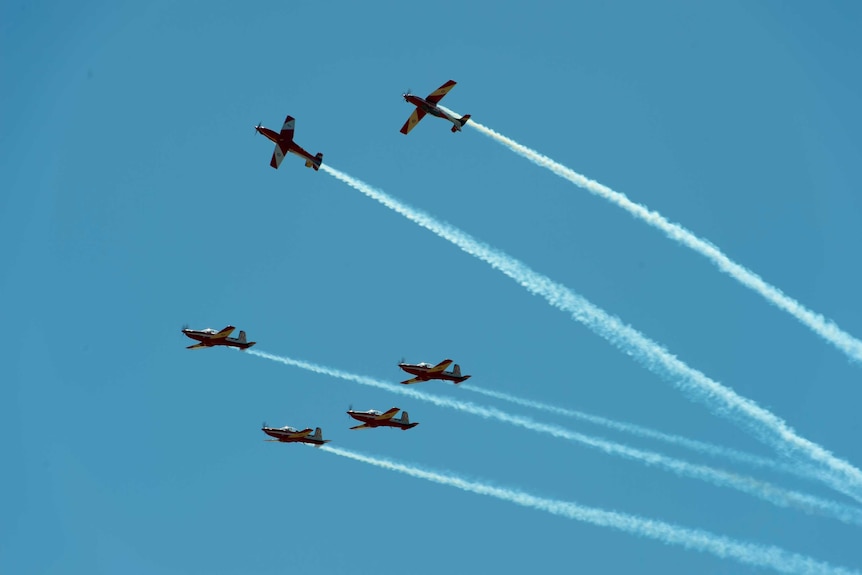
262 424 330 447
182 325 256 350
398 359 471 385
255 115 323 170
400 80 471 135
347 407 419 430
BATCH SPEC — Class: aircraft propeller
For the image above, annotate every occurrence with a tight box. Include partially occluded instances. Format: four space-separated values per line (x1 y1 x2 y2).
254 121 262 135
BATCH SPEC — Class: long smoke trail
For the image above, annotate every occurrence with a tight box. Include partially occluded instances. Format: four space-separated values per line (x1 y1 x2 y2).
461 384 822 483
447 110 862 365
250 349 862 525
321 445 859 575
319 164 862 503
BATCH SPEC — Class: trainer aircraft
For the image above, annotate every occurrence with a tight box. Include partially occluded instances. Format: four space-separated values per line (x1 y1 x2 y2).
400 80 471 134
255 115 323 170
262 424 330 447
398 358 471 385
347 407 419 430
182 325 256 350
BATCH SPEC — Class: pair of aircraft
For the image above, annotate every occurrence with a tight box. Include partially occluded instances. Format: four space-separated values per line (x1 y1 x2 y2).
254 80 470 170
262 407 417 448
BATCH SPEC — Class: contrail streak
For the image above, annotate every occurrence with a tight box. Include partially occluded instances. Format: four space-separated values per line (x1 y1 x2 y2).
321 445 860 575
319 164 862 503
250 349 862 525
448 110 862 365
461 384 823 484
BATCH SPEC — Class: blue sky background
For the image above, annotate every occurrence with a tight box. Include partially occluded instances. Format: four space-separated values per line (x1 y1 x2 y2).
3 1 862 573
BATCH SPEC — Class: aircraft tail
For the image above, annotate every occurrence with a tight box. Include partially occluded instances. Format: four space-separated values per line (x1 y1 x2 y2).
400 411 419 430
451 364 470 384
306 152 323 171
237 330 257 351
451 114 471 132
310 427 330 446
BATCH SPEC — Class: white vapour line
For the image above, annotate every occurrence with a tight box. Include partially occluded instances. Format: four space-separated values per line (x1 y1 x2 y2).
250 349 862 526
444 108 862 366
321 445 859 575
461 384 822 484
319 164 862 504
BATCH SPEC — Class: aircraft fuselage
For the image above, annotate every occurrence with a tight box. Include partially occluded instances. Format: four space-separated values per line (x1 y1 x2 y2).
398 363 470 384
404 95 457 123
347 411 417 430
262 426 328 445
182 329 255 350
256 126 281 143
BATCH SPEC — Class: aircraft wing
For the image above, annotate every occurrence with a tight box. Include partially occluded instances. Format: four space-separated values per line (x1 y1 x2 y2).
270 142 287 169
429 359 453 373
287 428 313 438
378 407 400 420
400 108 427 134
424 80 457 104
186 343 208 349
350 423 372 430
400 377 423 384
213 326 236 339
279 116 296 142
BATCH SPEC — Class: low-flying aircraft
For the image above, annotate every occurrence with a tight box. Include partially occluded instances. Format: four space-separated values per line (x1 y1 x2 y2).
182 325 256 350
255 115 323 170
400 80 471 135
347 407 419 430
262 424 330 447
398 359 471 385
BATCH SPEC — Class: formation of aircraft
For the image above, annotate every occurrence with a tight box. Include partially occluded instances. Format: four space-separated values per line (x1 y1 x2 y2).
347 407 419 430
255 115 323 171
398 358 471 385
182 325 256 350
400 80 471 135
262 424 331 447
185 82 477 447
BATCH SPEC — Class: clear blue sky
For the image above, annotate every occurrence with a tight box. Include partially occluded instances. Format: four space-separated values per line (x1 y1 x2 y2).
3 1 861 573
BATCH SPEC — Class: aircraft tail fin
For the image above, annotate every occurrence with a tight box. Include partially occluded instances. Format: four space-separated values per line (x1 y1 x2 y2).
306 152 323 171
310 427 330 446
451 114 471 132
238 330 248 343
401 412 419 430
451 364 471 384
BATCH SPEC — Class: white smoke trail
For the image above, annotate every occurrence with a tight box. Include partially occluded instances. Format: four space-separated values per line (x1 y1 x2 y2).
447 110 862 365
250 349 862 525
461 384 822 483
321 445 860 575
319 164 862 503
